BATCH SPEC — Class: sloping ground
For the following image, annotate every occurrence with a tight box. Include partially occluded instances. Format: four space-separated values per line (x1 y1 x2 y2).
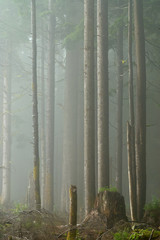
0 209 160 239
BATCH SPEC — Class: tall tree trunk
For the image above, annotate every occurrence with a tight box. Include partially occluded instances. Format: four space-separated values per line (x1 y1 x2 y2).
61 1 82 212
84 0 96 215
31 0 41 211
76 45 84 215
45 0 55 212
1 41 12 206
127 0 137 221
116 0 124 194
40 19 46 209
61 47 78 212
97 0 109 190
134 0 146 221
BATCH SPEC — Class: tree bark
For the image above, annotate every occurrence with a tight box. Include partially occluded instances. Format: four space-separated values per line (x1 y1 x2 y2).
134 0 146 220
45 0 55 212
97 0 109 191
61 47 78 212
127 0 137 221
1 41 12 206
31 0 41 211
61 1 82 212
40 19 46 209
127 122 137 221
76 45 84 215
84 0 96 215
116 0 124 194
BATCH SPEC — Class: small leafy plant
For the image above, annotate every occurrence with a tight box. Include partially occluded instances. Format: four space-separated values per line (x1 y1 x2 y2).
11 202 27 213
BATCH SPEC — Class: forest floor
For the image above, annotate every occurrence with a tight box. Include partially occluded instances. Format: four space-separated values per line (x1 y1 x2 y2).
0 208 160 239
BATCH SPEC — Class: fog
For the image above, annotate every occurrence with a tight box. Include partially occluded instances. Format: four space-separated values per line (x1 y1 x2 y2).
0 0 160 221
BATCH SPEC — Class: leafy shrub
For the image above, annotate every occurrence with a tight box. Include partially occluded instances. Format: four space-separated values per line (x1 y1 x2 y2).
114 230 129 240
130 229 160 240
144 197 160 221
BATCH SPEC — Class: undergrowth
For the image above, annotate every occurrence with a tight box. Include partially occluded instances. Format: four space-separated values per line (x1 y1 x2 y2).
114 228 160 240
144 197 160 212
130 229 160 240
114 229 129 240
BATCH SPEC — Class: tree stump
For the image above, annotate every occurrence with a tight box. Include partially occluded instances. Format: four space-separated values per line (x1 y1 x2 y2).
94 190 127 228
67 185 77 240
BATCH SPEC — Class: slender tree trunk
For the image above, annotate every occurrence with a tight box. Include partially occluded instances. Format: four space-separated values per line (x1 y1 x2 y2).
40 19 46 208
1 41 12 206
134 0 146 221
76 45 84 215
97 0 109 190
84 0 96 215
31 0 41 211
127 0 137 221
116 0 124 194
45 0 55 212
61 2 77 213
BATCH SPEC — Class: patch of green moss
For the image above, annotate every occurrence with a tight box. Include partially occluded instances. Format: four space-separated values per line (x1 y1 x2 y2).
99 186 117 193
